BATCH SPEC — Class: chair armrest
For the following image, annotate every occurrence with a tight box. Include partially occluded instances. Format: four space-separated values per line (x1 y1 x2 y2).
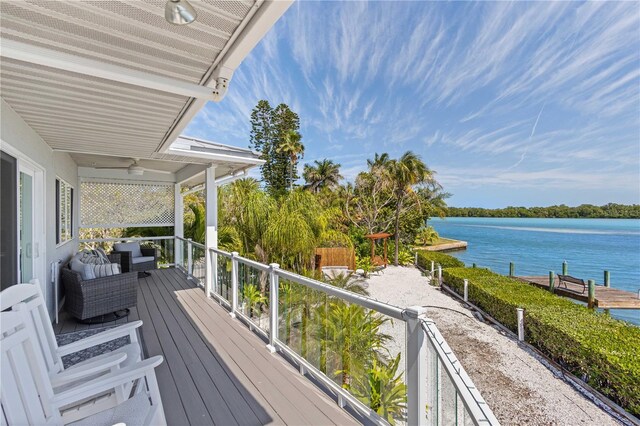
107 253 121 264
111 250 133 272
140 247 158 258
52 356 164 409
50 352 127 388
57 321 143 356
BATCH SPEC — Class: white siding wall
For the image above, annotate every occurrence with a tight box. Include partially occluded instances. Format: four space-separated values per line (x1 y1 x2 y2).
1 99 79 320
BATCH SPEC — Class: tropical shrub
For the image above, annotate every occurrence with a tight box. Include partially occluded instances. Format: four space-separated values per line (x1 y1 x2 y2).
351 354 407 425
414 226 439 245
415 250 465 269
356 256 373 276
396 249 414 266
443 267 640 415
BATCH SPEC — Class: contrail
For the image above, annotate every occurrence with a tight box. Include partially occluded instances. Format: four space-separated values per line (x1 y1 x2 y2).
530 102 546 138
504 103 545 171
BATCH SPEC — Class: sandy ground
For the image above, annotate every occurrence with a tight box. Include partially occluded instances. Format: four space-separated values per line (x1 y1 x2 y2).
364 266 622 426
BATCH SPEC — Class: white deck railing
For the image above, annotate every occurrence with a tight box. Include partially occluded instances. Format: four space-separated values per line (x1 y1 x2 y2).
171 238 499 426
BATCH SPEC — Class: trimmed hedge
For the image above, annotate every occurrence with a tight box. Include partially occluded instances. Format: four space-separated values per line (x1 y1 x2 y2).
415 250 465 269
443 267 640 416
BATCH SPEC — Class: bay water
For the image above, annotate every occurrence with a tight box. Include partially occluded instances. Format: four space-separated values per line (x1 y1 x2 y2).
430 217 640 325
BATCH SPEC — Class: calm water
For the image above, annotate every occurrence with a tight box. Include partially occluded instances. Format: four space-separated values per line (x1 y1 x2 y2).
430 217 640 325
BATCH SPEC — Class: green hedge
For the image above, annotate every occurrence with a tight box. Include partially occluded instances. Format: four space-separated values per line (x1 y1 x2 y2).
415 250 465 269
443 267 640 416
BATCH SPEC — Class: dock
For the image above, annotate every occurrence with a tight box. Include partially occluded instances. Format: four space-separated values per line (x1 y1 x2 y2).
518 276 640 309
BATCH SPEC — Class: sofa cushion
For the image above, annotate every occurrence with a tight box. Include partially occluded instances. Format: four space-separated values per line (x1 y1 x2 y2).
131 256 154 264
113 242 142 258
70 259 96 280
78 249 109 265
91 263 121 278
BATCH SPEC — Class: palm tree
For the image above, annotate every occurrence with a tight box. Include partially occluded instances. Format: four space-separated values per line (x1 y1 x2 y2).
385 151 433 265
314 302 391 387
367 153 390 171
276 130 304 190
303 159 343 193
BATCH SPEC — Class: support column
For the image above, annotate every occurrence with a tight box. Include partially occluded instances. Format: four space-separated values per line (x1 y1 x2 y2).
205 165 218 298
174 183 183 267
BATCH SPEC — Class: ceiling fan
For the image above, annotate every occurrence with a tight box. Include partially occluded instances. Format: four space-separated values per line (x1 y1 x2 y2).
93 158 172 176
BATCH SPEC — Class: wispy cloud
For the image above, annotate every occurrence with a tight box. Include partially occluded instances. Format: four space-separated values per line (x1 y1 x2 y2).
186 1 640 207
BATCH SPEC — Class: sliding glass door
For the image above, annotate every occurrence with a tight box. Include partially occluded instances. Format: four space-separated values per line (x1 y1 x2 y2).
1 150 44 290
1 151 18 289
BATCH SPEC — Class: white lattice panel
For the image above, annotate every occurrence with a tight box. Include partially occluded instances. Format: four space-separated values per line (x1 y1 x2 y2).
81 181 174 227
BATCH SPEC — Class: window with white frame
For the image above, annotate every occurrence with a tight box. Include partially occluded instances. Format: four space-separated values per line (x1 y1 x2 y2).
56 178 73 244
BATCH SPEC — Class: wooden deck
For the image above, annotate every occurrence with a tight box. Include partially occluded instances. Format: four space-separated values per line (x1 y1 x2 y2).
55 268 359 426
518 276 640 309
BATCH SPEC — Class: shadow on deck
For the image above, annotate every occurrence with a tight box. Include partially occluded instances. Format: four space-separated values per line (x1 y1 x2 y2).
56 268 358 426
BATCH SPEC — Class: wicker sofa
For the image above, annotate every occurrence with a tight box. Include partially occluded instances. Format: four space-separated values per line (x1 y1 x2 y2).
61 254 138 321
112 243 158 274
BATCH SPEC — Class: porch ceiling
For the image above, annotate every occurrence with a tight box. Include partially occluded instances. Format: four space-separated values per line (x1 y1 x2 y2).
0 0 291 158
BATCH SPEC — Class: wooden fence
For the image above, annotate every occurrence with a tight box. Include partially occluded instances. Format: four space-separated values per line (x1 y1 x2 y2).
315 247 356 270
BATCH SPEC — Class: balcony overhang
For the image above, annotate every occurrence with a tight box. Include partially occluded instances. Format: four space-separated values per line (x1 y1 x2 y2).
0 0 292 159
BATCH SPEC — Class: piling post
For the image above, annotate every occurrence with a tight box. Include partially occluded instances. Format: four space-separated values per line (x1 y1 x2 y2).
604 271 610 288
472 263 477 268
548 271 555 293
588 279 596 309
463 279 469 302
516 308 525 342
509 262 515 277
562 261 568 275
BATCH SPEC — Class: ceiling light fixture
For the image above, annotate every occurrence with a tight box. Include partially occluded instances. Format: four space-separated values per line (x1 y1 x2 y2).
165 0 197 25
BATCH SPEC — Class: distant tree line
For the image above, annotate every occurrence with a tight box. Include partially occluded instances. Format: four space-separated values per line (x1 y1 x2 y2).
447 203 640 219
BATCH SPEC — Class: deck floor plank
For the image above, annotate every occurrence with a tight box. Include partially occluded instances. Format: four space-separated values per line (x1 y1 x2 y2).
56 268 358 426
163 269 358 425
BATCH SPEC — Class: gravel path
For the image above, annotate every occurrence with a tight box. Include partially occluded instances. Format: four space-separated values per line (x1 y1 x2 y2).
365 266 621 426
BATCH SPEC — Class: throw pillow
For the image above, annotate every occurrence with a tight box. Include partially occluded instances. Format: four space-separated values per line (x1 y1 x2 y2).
113 242 142 258
91 263 121 278
78 249 106 265
92 247 111 264
70 259 96 280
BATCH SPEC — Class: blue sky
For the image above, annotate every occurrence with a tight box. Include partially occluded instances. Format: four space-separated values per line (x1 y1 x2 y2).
186 1 640 208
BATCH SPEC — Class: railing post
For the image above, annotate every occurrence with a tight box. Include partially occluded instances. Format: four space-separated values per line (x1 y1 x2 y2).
405 306 428 426
187 238 193 277
517 308 525 342
463 279 469 302
430 260 434 276
230 252 239 318
437 265 442 286
267 263 280 353
414 250 418 266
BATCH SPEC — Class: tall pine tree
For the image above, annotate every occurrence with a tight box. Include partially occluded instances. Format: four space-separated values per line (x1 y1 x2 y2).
249 100 302 196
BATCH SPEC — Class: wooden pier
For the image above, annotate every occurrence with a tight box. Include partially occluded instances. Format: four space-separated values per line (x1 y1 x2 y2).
518 276 640 309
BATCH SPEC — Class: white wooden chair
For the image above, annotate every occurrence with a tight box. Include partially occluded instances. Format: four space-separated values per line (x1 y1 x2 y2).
1 310 166 425
0 283 144 417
